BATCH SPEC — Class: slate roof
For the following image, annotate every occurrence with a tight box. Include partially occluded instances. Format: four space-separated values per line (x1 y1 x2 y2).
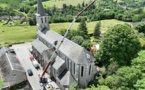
37 30 95 65
32 39 48 54
0 47 9 57
37 0 46 16
5 52 25 72
57 70 76 89
0 48 25 78
42 48 55 61
53 56 65 71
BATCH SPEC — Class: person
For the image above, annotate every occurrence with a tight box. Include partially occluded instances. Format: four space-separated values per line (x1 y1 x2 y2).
90 44 95 56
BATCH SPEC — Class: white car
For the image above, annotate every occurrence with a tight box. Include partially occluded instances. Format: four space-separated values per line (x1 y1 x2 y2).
32 59 40 70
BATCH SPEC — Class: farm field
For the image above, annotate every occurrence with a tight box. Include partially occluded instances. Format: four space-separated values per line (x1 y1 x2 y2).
0 19 129 46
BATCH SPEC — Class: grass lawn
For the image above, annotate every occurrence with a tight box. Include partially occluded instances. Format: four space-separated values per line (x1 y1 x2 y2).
0 26 37 46
0 19 129 46
0 0 23 8
34 0 91 8
0 75 5 89
50 19 130 34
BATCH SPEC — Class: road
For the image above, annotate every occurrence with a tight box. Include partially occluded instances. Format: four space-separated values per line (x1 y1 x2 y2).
11 42 60 90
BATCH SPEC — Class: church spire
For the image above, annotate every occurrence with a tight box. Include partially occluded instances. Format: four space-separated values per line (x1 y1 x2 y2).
37 0 46 16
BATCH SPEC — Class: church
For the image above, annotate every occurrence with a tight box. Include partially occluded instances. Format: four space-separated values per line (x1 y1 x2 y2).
31 0 95 89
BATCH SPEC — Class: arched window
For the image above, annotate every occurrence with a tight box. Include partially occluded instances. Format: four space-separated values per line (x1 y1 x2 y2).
45 17 47 23
41 18 43 23
81 66 84 77
67 59 69 70
89 65 91 75
74 63 75 74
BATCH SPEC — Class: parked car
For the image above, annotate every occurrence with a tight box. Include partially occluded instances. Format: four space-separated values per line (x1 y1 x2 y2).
32 60 40 70
27 69 33 76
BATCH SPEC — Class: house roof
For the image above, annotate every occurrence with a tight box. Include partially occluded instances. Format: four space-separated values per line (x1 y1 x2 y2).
32 39 48 54
42 48 55 61
0 47 9 57
37 30 95 65
37 0 46 16
0 49 25 80
57 70 76 88
53 56 65 70
5 52 25 72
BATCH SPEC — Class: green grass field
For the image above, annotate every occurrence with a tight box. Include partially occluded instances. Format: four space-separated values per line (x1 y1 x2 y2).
0 75 5 89
0 26 37 46
34 0 91 8
0 19 129 46
0 0 23 8
50 19 130 34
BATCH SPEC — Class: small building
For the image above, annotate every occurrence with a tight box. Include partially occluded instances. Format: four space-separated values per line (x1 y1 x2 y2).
31 0 96 90
0 47 26 86
103 9 110 12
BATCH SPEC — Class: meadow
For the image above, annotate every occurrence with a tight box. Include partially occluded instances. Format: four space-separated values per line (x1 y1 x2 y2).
0 0 22 8
0 19 129 46
35 0 91 8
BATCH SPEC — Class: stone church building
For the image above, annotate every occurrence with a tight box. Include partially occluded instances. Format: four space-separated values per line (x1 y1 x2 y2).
31 0 95 89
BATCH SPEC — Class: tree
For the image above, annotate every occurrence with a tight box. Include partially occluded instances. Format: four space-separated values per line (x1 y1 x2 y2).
78 18 88 35
29 16 36 26
135 23 145 34
103 66 142 90
134 78 145 89
106 61 119 75
71 36 84 45
131 50 145 71
105 75 121 89
69 83 79 90
97 24 141 66
86 85 110 90
115 66 142 90
94 21 101 38
81 40 91 51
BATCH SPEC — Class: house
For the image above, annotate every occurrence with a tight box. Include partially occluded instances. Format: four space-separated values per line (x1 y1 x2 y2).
0 47 27 86
31 0 96 89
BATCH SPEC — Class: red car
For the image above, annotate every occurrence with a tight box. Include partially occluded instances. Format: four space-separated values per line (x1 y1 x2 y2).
29 56 34 61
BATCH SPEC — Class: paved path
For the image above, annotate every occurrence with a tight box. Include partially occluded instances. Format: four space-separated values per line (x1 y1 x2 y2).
11 42 60 90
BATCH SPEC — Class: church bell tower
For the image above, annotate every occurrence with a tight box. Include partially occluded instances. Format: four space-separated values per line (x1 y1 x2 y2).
35 0 50 31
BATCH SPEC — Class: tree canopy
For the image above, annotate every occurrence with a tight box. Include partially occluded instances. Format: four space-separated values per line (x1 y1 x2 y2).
97 24 141 66
78 19 88 35
135 23 145 34
94 21 101 38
